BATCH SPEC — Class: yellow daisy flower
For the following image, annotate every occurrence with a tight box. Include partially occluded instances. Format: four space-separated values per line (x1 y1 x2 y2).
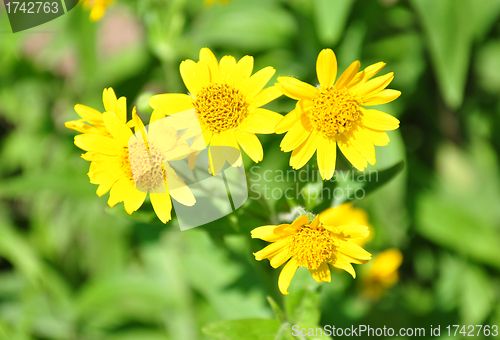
65 88 128 135
83 0 114 21
275 48 401 180
252 208 372 295
67 90 195 223
362 249 403 298
149 47 283 175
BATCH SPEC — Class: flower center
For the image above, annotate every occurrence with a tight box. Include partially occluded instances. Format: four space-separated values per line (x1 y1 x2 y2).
289 223 336 270
128 141 167 193
308 88 360 137
193 83 248 133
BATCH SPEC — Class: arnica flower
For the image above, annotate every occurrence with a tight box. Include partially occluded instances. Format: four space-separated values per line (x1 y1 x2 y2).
275 49 401 180
149 48 282 175
66 89 195 223
83 0 114 21
252 206 372 295
362 249 403 298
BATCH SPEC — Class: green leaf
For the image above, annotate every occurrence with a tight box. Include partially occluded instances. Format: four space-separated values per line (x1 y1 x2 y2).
460 264 495 324
416 193 500 270
411 0 475 109
267 296 286 323
202 319 283 340
313 0 354 45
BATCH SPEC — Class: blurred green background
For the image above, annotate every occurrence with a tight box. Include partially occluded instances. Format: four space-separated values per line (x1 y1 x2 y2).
1 0 500 339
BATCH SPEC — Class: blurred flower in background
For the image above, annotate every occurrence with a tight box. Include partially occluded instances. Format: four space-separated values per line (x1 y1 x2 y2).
362 248 403 299
83 0 115 21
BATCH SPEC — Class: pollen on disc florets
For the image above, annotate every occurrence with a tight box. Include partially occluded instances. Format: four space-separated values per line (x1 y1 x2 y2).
288 221 336 270
308 88 360 138
128 141 167 192
193 83 249 133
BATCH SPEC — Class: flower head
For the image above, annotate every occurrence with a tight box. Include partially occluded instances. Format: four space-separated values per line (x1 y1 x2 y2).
149 48 282 175
276 49 401 180
66 88 195 223
362 249 403 298
83 0 114 21
252 205 372 295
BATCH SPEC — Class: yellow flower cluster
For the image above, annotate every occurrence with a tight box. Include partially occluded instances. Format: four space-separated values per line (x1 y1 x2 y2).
66 47 402 294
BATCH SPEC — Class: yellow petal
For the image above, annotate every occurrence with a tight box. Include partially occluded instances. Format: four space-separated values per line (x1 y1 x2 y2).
277 77 319 100
331 255 356 278
279 116 312 152
180 60 210 96
337 225 370 239
150 192 173 223
352 72 394 98
74 104 102 121
336 135 367 171
275 106 300 134
334 60 360 90
199 47 221 83
316 49 337 89
65 119 99 134
361 109 400 131
254 238 290 261
103 112 132 145
149 93 193 113
123 187 147 214
239 108 283 134
350 125 376 165
309 262 331 283
115 96 127 123
362 89 401 106
103 87 118 114
351 61 386 86
250 86 282 108
278 257 300 295
231 55 254 85
338 240 372 261
317 137 336 180
74 134 122 155
243 66 276 99
219 55 237 81
270 250 292 269
364 128 390 146
235 130 263 163
251 225 284 242
289 133 319 170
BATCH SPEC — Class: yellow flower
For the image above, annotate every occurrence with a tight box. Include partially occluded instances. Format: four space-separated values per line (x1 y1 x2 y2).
66 89 195 223
252 208 372 295
149 48 283 175
276 48 401 180
362 249 403 298
83 0 114 21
